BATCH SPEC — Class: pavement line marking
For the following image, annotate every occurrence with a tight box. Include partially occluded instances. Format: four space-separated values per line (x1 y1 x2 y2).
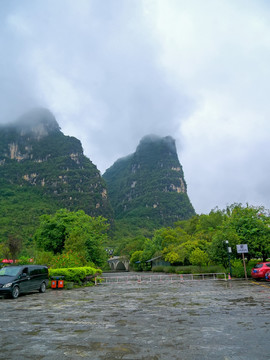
251 281 269 288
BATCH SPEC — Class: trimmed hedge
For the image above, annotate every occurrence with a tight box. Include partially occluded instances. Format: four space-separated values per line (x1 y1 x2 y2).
152 265 225 275
49 266 102 284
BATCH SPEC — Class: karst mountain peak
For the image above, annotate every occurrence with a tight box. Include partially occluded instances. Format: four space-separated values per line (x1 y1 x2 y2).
0 109 195 239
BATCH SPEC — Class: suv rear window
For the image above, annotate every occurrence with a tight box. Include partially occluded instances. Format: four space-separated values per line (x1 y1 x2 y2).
29 267 40 275
254 264 263 268
29 266 48 275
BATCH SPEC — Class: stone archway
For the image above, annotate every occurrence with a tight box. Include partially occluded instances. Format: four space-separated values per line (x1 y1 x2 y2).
107 256 129 271
115 261 126 271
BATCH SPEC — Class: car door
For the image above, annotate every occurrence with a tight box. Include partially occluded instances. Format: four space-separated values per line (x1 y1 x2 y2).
18 267 32 293
29 267 41 290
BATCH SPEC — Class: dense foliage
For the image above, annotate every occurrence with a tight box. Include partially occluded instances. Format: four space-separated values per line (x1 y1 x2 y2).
1 203 269 277
34 209 110 267
0 109 113 242
49 266 102 284
127 204 270 272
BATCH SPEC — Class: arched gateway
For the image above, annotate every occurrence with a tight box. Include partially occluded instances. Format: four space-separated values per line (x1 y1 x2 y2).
107 256 129 271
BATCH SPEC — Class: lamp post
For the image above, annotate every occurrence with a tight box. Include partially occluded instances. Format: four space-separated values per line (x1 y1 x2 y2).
225 240 232 279
105 248 114 258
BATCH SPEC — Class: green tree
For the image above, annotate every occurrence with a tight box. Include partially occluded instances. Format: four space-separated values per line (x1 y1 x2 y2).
114 236 146 257
196 208 225 233
209 204 270 265
163 248 181 264
209 228 239 267
189 248 209 267
130 250 144 271
163 240 198 265
159 226 191 247
176 208 224 237
140 238 158 263
7 235 22 263
224 204 270 261
34 209 109 266
124 203 270 270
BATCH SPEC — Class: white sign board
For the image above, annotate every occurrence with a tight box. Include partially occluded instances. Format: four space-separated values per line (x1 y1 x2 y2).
237 244 248 254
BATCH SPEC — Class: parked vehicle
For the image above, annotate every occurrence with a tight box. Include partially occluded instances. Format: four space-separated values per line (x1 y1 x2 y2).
251 262 270 279
265 271 270 282
0 265 48 299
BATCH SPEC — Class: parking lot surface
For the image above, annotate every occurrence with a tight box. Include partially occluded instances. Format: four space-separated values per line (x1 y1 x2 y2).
0 277 269 360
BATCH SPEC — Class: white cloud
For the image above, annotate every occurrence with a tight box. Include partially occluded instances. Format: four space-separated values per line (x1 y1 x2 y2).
143 0 270 212
0 0 270 213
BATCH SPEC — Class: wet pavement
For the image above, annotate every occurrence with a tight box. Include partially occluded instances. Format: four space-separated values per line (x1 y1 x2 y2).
0 275 270 360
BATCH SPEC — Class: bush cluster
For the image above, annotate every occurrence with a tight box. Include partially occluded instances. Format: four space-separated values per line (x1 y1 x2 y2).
231 259 259 278
49 266 102 284
152 264 225 274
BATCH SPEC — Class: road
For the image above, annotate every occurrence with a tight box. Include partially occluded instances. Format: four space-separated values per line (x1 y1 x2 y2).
0 276 269 360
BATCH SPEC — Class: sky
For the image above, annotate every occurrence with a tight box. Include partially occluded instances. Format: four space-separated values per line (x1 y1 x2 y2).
1 0 270 214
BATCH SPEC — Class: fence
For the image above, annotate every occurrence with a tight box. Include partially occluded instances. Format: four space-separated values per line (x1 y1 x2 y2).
101 273 227 284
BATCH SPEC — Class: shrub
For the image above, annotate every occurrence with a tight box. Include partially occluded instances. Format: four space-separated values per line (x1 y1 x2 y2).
201 265 225 274
175 266 193 274
231 259 245 278
230 258 260 278
152 266 164 273
49 266 102 284
163 266 176 273
152 264 225 275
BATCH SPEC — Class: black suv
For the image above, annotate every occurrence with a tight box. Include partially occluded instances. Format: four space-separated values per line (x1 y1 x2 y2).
0 265 48 299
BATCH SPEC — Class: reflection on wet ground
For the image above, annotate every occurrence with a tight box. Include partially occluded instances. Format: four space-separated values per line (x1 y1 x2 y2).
0 276 269 360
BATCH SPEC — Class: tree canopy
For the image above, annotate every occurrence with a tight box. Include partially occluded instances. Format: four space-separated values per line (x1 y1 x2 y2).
127 203 270 270
34 209 110 266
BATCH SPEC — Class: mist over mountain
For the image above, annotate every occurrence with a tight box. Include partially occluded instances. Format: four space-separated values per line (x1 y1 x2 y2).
14 108 60 136
103 134 195 229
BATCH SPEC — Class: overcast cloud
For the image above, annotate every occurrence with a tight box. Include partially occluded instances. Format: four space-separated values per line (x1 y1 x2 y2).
0 0 269 214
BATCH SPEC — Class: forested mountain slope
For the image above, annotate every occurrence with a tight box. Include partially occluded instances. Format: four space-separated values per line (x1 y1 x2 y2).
0 108 113 240
103 135 195 230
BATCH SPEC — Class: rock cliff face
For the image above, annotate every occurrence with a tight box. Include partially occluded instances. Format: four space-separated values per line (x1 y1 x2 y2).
0 109 195 239
103 135 195 228
0 108 113 239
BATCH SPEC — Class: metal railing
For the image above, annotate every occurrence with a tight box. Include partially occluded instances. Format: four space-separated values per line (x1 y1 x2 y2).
100 273 227 284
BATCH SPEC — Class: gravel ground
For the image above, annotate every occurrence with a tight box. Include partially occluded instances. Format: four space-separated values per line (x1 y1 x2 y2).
0 276 269 360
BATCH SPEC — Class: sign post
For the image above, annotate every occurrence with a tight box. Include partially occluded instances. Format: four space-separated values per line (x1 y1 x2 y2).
236 244 248 280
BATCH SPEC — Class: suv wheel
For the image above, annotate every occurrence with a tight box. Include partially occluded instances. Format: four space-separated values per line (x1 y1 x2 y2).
11 286 20 299
39 282 46 293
